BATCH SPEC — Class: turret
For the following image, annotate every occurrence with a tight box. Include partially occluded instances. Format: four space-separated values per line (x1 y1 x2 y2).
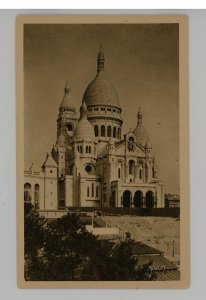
56 82 78 141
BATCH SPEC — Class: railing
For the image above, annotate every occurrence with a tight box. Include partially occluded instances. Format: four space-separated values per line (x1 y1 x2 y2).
24 170 41 176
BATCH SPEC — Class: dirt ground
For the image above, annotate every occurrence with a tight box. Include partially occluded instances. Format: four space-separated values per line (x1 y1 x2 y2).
101 215 180 261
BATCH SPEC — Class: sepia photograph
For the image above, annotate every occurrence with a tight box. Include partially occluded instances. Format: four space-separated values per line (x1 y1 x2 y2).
16 15 189 288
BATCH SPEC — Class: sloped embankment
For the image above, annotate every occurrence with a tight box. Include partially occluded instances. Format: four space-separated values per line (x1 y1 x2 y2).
101 216 180 258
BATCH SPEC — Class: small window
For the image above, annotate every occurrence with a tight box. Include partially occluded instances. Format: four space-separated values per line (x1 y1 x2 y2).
107 108 111 111
94 125 98 137
113 109 116 112
101 125 105 137
139 169 142 179
87 187 89 197
88 108 92 112
92 183 94 197
152 167 155 178
80 146 83 153
107 126 111 137
96 186 99 197
94 107 98 111
101 107 105 111
113 127 116 138
118 168 121 179
128 137 134 151
50 170 53 174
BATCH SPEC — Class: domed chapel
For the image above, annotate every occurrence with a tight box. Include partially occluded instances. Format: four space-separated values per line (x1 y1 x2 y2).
24 48 164 211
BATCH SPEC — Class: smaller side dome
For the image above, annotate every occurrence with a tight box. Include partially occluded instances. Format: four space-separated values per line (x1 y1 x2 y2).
74 101 95 141
60 82 76 110
132 107 149 147
145 138 152 149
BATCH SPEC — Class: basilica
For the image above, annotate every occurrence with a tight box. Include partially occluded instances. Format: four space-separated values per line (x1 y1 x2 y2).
24 48 164 211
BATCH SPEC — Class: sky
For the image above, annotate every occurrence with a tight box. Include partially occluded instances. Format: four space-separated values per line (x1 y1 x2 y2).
24 23 179 194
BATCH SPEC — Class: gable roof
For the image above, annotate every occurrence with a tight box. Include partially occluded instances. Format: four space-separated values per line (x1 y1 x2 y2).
132 241 163 256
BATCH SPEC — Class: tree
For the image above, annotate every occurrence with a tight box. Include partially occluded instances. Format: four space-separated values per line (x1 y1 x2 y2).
24 208 156 281
41 213 97 280
24 202 47 280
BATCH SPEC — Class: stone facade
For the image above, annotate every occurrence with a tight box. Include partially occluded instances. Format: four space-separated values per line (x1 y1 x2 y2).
24 48 164 210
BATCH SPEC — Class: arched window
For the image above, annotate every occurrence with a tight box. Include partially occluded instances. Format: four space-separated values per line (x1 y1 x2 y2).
94 125 98 137
24 183 31 202
92 183 94 197
34 184 40 209
107 125 111 137
145 165 148 181
118 128 121 139
70 164 74 175
113 127 116 138
118 161 122 179
129 160 135 175
87 187 89 197
152 167 155 178
128 137 134 151
67 123 73 131
101 125 105 137
139 162 143 179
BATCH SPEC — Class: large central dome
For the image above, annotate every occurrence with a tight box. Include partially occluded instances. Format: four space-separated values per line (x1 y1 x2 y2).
83 47 121 109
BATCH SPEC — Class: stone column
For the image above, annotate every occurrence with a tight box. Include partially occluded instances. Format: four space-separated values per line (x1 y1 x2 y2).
142 196 146 208
130 193 133 207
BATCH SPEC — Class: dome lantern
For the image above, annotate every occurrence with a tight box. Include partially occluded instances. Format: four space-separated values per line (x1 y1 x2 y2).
132 107 149 147
97 45 105 73
137 106 143 126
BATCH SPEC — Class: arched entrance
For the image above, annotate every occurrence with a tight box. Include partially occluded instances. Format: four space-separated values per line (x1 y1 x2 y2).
134 190 143 208
146 191 154 208
110 191 116 207
123 190 131 207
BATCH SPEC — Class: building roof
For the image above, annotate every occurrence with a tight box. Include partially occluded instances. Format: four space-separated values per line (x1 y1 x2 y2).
42 153 58 168
136 255 180 281
132 241 163 256
82 48 121 109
